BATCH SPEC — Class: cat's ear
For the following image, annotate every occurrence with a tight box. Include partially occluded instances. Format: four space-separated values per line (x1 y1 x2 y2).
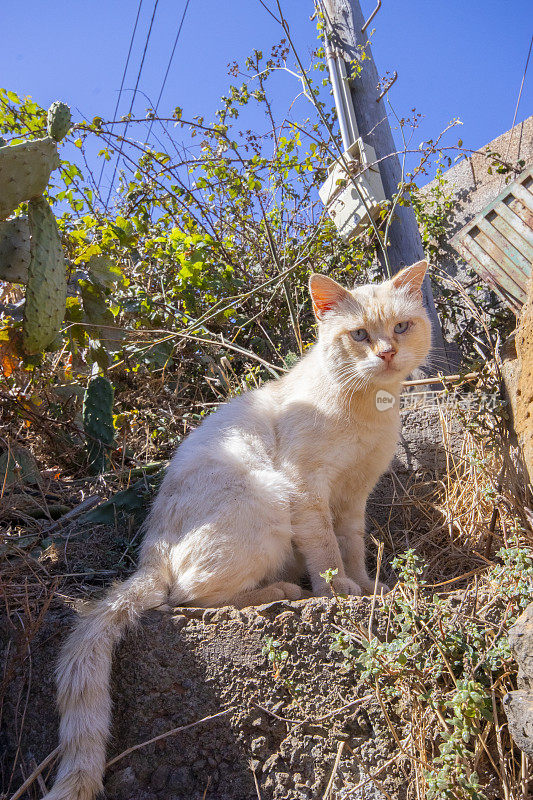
391 260 428 296
309 274 352 320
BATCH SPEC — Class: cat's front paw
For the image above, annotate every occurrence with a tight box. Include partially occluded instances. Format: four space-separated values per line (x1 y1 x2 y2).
311 576 361 598
355 576 391 595
329 578 363 597
334 578 362 596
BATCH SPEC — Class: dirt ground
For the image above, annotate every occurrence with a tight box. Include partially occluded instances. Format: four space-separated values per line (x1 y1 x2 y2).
1 397 530 800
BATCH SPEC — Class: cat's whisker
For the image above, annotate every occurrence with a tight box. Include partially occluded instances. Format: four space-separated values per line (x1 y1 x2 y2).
335 369 366 393
344 373 374 407
338 376 366 393
336 371 369 395
335 364 372 385
425 356 454 367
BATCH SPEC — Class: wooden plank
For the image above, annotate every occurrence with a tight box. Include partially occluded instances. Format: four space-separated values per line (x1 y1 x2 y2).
513 181 533 207
450 166 532 313
493 202 533 250
490 210 533 263
519 173 533 193
453 239 518 310
458 236 524 311
469 228 526 298
475 218 530 283
454 167 533 239
505 190 533 230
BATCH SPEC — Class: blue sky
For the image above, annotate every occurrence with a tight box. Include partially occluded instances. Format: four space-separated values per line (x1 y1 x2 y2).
2 0 532 195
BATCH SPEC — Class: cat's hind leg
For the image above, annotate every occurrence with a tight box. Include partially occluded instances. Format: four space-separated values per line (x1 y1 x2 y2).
159 464 297 608
231 581 303 608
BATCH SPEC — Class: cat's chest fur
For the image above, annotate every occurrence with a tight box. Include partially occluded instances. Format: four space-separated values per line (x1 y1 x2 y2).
328 415 398 514
275 393 400 503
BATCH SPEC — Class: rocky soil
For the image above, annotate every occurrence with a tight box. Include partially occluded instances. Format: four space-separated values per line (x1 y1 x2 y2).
2 597 398 800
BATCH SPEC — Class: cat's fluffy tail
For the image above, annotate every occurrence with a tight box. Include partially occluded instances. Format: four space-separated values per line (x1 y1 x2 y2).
43 568 168 800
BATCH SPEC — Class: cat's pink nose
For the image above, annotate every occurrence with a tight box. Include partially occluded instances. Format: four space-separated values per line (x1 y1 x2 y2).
378 348 395 363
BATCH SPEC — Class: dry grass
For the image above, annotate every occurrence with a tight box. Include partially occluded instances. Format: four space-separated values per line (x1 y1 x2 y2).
326 396 532 800
0 372 531 800
370 393 532 589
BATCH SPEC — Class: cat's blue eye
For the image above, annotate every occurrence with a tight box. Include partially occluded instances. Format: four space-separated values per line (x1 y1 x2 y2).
394 321 410 334
350 328 368 342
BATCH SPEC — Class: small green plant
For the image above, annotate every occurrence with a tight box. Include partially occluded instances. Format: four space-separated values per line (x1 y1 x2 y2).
329 545 531 800
411 164 454 264
262 635 303 708
263 635 289 673
320 566 338 586
488 535 533 616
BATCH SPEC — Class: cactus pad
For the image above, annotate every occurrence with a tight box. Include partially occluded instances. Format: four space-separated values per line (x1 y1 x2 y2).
0 444 41 488
83 376 115 474
0 137 60 220
22 197 67 353
0 216 30 283
47 101 72 142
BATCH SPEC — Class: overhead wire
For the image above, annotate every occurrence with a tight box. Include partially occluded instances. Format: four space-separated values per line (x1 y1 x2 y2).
502 32 532 182
96 0 145 196
510 33 532 132
105 0 160 208
146 0 192 142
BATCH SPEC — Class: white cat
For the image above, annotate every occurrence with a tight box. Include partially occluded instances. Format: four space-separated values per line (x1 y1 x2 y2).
44 260 431 800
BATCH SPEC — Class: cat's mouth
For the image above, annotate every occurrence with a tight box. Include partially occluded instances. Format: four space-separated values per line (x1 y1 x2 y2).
380 362 400 374
374 362 407 383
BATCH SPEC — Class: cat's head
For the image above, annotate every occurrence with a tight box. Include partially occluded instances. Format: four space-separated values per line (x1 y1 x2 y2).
309 261 432 388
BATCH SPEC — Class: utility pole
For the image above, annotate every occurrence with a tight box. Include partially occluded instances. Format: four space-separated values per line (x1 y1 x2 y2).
322 0 451 372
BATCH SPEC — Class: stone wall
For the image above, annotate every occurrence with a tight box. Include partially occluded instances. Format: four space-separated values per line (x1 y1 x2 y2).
504 603 533 759
514 279 533 486
502 277 533 489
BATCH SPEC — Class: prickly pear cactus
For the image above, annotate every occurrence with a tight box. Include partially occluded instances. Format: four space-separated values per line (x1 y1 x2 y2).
83 376 115 474
0 444 41 488
22 197 67 353
47 101 71 142
0 138 60 220
0 216 30 283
